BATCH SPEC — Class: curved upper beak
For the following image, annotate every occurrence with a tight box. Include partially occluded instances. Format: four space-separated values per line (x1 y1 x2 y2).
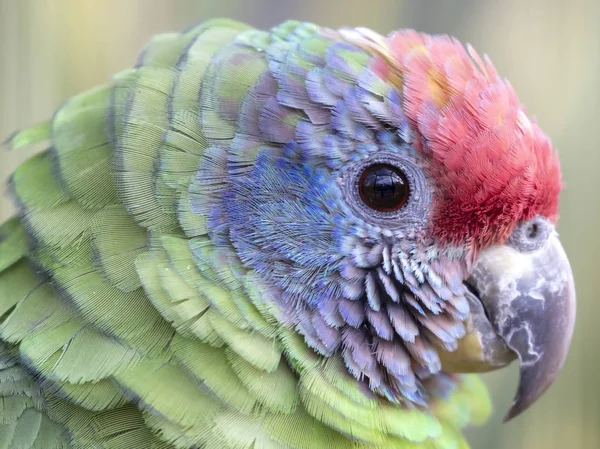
467 231 576 421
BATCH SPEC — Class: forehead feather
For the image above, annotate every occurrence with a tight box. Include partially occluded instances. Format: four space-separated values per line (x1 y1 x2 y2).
342 28 562 247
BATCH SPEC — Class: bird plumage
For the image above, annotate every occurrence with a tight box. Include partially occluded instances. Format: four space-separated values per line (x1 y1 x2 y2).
0 18 568 448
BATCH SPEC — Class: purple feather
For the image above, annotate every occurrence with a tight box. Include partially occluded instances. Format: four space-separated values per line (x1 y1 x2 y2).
338 297 365 328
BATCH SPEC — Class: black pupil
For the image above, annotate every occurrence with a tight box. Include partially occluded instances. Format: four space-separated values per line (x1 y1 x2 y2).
359 164 409 212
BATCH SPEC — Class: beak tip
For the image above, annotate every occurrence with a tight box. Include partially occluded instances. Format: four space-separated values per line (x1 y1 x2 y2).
502 402 524 423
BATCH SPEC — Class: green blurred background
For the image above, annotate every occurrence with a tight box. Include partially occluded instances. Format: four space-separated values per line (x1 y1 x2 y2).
1 1 598 447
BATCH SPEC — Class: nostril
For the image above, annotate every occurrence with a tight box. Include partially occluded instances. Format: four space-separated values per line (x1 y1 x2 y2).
507 216 552 252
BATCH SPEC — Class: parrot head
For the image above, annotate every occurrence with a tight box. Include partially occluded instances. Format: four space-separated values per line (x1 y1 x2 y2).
194 25 575 421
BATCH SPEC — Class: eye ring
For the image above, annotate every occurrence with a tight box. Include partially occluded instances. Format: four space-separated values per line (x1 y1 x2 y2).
358 164 410 212
342 150 432 229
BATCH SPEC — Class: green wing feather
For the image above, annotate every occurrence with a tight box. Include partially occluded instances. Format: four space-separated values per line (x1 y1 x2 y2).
0 18 490 449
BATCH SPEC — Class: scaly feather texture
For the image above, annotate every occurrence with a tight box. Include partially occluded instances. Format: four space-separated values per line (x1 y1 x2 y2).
0 17 564 448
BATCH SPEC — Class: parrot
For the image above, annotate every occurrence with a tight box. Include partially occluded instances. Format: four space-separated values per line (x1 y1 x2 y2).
0 18 576 449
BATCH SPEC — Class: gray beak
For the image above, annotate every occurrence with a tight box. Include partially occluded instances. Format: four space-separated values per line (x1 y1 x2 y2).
467 223 576 421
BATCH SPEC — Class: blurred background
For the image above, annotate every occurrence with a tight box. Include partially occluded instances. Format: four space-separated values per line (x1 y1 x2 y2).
1 1 598 447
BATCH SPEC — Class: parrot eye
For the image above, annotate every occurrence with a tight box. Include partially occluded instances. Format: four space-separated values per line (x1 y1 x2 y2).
358 164 409 212
343 150 431 228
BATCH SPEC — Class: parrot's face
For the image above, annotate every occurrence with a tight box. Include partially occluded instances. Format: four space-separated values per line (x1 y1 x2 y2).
220 29 575 419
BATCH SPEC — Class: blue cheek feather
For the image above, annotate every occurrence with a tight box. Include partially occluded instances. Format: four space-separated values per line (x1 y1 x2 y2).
226 148 345 307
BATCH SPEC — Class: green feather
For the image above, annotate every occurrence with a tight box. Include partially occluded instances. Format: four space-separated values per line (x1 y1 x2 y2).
3 120 51 150
135 250 221 345
11 152 98 252
208 310 281 372
142 411 197 449
0 262 40 319
158 131 204 190
227 348 299 413
431 375 491 429
171 333 257 413
199 43 268 141
261 406 350 449
21 324 143 384
52 266 174 357
206 409 287 449
0 345 44 425
45 399 174 449
0 282 72 345
25 415 69 449
10 152 69 209
0 344 69 448
115 359 221 430
38 351 127 412
91 206 147 292
160 235 218 290
51 84 118 208
10 409 42 448
176 182 208 237
0 219 28 272
242 271 284 339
